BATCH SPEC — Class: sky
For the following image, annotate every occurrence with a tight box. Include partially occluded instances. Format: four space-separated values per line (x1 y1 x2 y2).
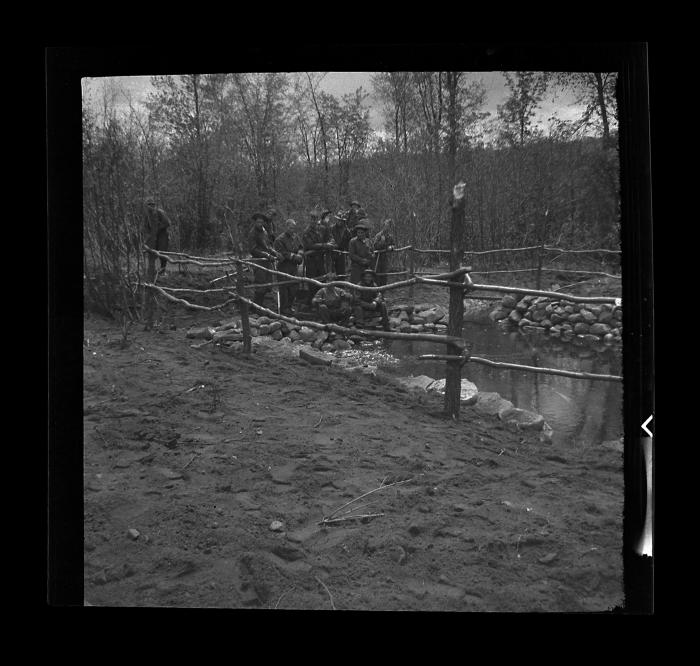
82 71 587 134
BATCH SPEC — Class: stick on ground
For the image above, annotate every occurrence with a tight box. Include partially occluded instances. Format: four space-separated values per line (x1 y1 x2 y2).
315 576 336 610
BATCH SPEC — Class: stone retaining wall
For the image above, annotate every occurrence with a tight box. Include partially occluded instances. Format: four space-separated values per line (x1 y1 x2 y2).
489 294 622 345
186 302 452 351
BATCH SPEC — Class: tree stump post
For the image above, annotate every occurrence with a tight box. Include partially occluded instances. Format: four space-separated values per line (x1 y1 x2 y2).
444 182 467 420
236 264 252 354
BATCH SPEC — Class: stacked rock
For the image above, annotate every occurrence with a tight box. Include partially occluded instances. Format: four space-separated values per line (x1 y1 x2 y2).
187 301 458 351
489 295 622 344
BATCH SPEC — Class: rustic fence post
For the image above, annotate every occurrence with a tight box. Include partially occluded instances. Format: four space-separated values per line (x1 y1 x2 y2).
235 262 252 354
444 182 467 420
409 212 417 300
535 243 544 290
535 209 549 290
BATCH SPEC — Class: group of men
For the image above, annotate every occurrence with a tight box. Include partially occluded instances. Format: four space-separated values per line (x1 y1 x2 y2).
141 196 394 329
247 201 394 329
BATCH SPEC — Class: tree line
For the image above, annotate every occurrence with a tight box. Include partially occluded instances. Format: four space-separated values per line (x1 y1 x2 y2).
82 71 619 317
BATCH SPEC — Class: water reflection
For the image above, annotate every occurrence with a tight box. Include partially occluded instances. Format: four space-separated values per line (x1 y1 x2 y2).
379 323 623 446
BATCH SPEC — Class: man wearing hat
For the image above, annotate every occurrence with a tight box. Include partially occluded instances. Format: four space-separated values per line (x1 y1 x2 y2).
372 219 396 286
266 207 280 243
312 273 353 324
329 210 352 277
346 200 366 231
248 212 282 307
347 219 374 284
273 218 304 314
144 199 172 275
302 211 334 296
353 268 389 330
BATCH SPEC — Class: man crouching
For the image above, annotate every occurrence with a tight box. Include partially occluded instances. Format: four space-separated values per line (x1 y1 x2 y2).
353 268 389 330
312 273 353 323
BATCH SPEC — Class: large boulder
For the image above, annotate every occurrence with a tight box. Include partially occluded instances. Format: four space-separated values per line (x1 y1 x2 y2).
259 324 270 336
530 310 547 322
212 329 243 342
299 326 316 342
270 329 283 341
399 321 412 332
489 307 510 322
256 316 272 325
299 348 333 366
499 406 545 431
268 320 283 333
289 329 300 342
313 330 329 347
474 392 513 417
333 338 351 351
515 299 529 313
518 318 534 328
186 326 215 340
508 310 522 324
568 313 583 324
597 310 614 325
389 317 403 329
409 324 425 332
216 319 240 332
550 313 565 325
589 323 612 336
414 303 434 312
580 309 597 325
501 294 518 309
427 379 478 405
573 322 590 334
395 375 436 392
422 306 447 323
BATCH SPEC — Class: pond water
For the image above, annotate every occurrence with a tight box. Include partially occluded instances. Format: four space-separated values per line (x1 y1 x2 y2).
349 322 623 447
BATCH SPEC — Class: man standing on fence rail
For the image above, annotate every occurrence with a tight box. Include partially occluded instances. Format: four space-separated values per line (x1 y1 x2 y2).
273 218 304 315
302 211 335 298
348 220 374 284
312 273 353 323
330 209 352 277
346 200 365 230
144 199 172 275
248 212 282 307
372 218 395 286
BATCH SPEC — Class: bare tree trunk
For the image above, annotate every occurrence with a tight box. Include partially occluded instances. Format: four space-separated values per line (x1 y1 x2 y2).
594 72 611 148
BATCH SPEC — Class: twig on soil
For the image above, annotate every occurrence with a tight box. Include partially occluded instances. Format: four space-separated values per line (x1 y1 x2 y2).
313 415 324 429
274 586 295 610
183 452 199 469
93 426 110 446
315 576 336 610
319 513 385 526
322 477 415 523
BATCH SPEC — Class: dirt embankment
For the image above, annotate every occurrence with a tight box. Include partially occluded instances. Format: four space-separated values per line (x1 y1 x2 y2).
83 303 623 611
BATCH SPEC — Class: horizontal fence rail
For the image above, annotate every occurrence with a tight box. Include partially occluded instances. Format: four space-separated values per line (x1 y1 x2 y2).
466 356 622 382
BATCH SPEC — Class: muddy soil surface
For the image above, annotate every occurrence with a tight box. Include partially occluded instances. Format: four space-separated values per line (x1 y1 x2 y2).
83 272 623 611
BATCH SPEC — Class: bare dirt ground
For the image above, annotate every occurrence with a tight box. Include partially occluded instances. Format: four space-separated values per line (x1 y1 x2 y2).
83 268 623 611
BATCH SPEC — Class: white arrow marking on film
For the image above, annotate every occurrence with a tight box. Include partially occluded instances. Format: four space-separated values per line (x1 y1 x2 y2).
642 414 653 438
